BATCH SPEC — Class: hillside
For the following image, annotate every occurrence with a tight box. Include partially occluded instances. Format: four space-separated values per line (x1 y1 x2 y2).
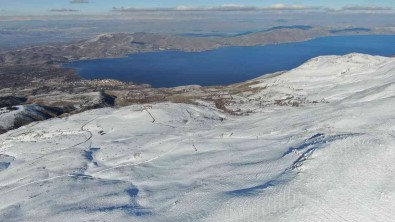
0 54 394 221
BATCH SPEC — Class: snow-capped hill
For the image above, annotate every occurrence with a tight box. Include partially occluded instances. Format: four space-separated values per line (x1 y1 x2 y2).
251 53 395 103
0 104 64 133
0 92 116 134
298 53 387 69
0 54 394 221
83 33 134 45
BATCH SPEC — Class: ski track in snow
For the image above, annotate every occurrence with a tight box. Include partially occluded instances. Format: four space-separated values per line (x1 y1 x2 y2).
0 53 394 221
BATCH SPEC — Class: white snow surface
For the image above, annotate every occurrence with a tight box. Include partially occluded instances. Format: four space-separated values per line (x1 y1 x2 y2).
0 53 394 221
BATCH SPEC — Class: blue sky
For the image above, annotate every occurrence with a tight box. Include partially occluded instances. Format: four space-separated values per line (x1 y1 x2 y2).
1 0 394 15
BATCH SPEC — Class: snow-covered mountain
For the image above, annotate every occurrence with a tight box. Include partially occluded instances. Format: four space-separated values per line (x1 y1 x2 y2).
0 54 394 221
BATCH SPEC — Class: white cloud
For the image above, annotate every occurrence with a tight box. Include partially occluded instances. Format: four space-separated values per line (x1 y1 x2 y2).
49 8 79 12
267 4 314 10
110 4 394 14
111 4 321 12
70 0 89 3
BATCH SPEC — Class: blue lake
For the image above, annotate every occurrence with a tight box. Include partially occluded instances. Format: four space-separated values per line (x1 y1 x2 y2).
64 35 395 88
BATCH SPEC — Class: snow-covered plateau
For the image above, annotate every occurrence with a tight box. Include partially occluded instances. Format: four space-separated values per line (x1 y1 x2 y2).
0 53 394 221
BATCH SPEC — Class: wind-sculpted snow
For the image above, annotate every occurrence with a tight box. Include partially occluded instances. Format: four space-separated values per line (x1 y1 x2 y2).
0 54 394 221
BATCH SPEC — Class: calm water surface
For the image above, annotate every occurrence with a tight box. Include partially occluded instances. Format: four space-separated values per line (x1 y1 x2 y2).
64 35 395 87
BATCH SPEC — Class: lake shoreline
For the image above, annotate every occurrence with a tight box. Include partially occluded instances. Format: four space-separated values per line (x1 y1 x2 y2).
64 35 395 88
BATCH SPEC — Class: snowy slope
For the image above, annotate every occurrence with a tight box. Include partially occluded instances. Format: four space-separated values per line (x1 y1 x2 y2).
0 54 394 221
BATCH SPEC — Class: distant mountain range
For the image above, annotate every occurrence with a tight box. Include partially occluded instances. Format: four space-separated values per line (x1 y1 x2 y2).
1 26 394 66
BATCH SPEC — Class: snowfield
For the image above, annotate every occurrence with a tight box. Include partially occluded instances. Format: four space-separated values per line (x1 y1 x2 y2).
0 53 394 221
